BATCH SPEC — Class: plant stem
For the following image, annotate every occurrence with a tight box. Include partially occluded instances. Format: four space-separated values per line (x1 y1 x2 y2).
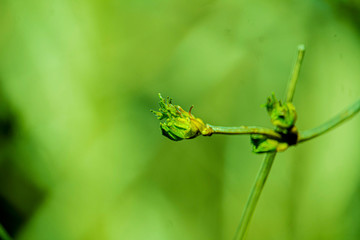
0 223 12 240
298 98 360 143
208 125 282 140
286 44 305 102
233 152 276 240
233 45 305 240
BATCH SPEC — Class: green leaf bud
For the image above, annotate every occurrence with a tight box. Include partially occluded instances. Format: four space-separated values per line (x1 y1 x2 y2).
265 93 297 131
250 134 289 153
151 94 212 141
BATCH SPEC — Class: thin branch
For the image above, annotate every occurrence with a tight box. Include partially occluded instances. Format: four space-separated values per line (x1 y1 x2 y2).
233 152 277 240
208 125 282 140
0 223 12 240
233 45 306 240
298 98 360 143
285 45 305 103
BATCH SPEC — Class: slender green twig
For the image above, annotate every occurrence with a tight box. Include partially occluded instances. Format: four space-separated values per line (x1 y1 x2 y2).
285 44 305 103
208 125 282 140
233 152 276 240
298 98 360 143
234 45 305 240
0 223 12 240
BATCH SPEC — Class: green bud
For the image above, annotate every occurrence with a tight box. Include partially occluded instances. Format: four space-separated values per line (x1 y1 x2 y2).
250 134 289 153
265 93 297 130
151 94 212 141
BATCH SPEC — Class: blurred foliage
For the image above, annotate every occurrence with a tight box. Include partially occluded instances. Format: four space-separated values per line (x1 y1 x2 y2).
0 0 359 239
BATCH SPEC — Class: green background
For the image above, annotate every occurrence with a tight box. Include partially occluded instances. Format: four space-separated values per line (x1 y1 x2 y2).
0 0 359 239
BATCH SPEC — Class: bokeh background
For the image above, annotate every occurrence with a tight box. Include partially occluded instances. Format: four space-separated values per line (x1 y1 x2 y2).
0 0 360 239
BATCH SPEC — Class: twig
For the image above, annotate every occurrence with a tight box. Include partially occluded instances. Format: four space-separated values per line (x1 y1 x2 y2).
234 45 305 240
285 44 305 103
233 152 276 240
208 125 282 140
298 99 360 143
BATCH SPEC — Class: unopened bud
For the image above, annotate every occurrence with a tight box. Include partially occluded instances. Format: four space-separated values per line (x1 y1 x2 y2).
265 93 297 131
250 134 289 153
151 94 212 141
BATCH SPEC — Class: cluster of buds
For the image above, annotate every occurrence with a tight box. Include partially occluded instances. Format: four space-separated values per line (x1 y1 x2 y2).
152 93 299 153
251 94 298 153
151 94 213 141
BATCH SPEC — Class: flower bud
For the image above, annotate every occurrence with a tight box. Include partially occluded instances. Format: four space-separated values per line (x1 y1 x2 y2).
265 93 297 131
151 94 212 141
250 134 289 153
